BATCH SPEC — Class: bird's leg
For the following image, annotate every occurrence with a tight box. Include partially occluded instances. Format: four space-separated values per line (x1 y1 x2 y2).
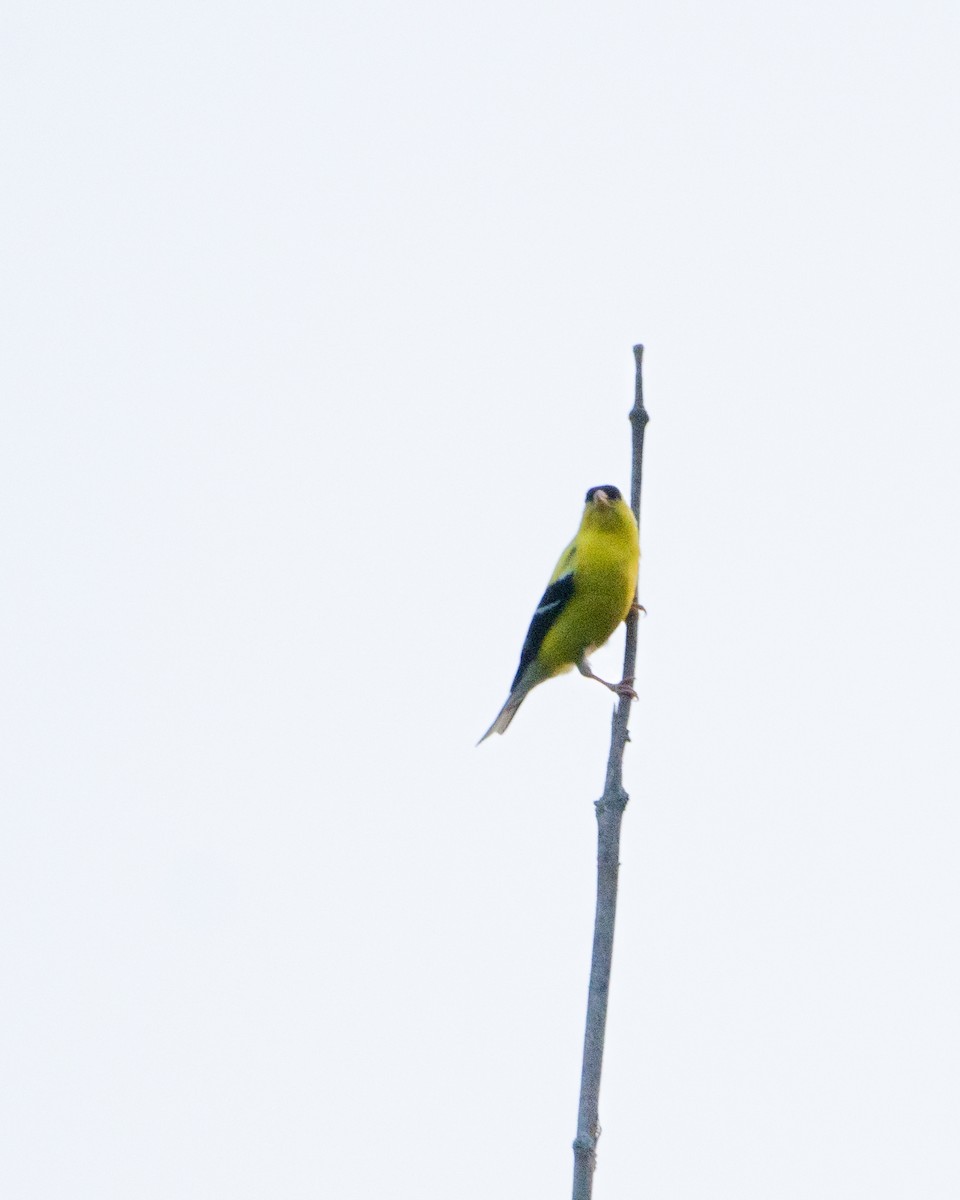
577 657 639 700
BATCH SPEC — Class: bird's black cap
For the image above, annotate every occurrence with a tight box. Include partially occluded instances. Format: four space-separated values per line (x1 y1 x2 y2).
585 485 622 503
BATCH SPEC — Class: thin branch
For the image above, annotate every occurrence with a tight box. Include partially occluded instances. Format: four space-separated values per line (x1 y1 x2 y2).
572 345 650 1200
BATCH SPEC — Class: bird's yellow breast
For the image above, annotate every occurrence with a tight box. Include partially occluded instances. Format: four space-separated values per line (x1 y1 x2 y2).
537 508 638 676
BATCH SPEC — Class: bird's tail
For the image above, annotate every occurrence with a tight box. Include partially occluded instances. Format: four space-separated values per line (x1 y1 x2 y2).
477 669 543 745
476 693 525 744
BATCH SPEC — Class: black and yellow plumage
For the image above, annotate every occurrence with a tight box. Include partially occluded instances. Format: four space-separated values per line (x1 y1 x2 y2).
478 486 640 743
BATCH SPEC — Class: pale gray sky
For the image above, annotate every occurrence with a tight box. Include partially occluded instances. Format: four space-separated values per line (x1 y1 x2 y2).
3 1 959 1196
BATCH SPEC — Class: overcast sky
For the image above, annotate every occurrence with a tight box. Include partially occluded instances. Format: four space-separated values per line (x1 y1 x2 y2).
3 1 959 1196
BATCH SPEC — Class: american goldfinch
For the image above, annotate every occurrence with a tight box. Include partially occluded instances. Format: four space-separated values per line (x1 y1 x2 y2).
478 485 640 743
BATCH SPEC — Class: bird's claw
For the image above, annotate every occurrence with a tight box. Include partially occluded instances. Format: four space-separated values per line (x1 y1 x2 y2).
611 677 638 700
630 602 647 618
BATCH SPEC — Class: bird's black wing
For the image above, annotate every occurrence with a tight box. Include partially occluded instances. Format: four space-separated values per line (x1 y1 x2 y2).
511 571 576 690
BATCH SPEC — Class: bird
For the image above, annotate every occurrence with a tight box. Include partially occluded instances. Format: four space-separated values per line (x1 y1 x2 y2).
478 485 640 743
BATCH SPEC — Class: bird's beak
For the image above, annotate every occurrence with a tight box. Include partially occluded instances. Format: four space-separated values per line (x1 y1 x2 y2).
593 490 611 508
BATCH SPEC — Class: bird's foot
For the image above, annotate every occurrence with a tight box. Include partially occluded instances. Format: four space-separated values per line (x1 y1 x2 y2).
630 602 647 619
611 676 638 700
579 658 639 700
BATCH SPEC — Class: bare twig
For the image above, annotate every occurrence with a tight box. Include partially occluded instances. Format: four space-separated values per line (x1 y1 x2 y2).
572 345 649 1200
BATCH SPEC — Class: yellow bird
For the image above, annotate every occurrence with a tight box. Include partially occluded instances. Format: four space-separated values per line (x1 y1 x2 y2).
479 485 640 743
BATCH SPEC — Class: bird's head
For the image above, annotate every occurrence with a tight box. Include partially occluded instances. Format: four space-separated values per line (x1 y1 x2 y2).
582 484 632 532
585 485 622 509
